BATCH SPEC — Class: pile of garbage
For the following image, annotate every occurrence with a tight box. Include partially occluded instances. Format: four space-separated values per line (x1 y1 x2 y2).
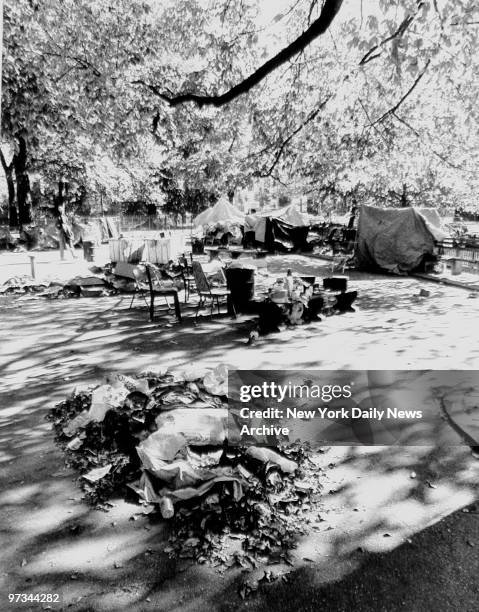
48 365 324 569
0 273 114 299
0 260 186 299
0 275 53 296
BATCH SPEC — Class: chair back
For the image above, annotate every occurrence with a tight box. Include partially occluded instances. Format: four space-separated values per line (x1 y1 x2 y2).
179 254 192 274
191 261 211 294
131 264 147 281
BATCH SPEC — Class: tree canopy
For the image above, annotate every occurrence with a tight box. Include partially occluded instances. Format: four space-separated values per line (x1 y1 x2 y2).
1 0 478 226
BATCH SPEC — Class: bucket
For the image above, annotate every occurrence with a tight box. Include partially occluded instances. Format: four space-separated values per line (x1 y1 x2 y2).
225 267 255 313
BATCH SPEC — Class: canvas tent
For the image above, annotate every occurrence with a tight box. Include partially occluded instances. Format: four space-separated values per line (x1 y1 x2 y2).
355 205 448 273
193 198 245 228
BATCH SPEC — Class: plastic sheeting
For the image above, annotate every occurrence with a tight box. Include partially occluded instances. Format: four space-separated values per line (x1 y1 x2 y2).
193 198 245 228
355 205 448 273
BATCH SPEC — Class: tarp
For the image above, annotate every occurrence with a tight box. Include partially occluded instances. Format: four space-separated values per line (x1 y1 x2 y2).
193 198 245 228
245 204 309 245
417 207 442 230
268 204 309 227
355 205 448 273
264 217 309 252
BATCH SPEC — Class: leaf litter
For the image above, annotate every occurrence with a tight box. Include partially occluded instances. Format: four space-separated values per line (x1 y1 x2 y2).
47 365 326 578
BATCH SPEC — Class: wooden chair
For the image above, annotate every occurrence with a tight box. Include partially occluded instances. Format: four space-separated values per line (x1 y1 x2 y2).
191 261 236 320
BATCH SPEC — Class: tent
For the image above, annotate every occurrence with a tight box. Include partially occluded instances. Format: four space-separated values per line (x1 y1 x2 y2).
355 205 448 273
244 204 309 252
193 198 245 228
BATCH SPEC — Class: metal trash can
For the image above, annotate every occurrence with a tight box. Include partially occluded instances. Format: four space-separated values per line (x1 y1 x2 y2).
225 267 255 313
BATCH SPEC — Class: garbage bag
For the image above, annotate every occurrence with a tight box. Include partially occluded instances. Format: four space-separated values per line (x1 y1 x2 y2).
203 364 228 396
154 407 228 446
246 446 298 473
62 410 92 437
88 383 129 422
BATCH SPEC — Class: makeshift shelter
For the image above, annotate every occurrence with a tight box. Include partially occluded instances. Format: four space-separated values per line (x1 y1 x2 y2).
355 205 448 273
245 204 309 252
193 198 245 228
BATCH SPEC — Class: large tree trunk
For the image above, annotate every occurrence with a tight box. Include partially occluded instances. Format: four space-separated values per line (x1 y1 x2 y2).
13 133 32 226
0 148 18 227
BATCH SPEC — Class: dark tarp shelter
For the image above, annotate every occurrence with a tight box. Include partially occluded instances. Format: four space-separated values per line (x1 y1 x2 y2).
244 205 309 252
263 217 309 252
355 205 447 273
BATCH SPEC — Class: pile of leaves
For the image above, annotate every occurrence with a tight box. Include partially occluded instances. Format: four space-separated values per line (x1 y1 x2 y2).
47 380 165 506
48 369 325 568
167 441 323 571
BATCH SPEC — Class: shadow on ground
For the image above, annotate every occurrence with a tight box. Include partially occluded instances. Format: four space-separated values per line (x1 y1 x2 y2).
1 255 479 610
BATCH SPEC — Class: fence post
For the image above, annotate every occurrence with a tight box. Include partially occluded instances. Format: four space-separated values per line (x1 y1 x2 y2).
29 254 36 279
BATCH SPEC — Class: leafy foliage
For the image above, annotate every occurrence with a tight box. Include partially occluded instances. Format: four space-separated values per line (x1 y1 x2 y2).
2 0 478 223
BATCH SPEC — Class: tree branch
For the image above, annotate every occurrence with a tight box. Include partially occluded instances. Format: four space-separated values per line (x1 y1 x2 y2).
359 98 389 145
359 3 424 66
370 60 430 126
391 112 463 171
257 96 330 178
133 0 343 108
0 148 10 175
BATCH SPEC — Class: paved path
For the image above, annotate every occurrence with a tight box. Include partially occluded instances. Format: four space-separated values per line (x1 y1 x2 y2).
1 254 478 611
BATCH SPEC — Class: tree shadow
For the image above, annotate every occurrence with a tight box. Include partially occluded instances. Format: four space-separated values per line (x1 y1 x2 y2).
1 254 479 610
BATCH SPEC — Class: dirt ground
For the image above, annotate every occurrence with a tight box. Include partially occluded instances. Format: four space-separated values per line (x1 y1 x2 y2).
1 253 478 611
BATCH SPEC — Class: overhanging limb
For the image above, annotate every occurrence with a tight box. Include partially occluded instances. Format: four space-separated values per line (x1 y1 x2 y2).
134 0 344 108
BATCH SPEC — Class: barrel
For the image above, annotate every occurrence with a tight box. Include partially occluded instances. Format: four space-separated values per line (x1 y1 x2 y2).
225 267 255 313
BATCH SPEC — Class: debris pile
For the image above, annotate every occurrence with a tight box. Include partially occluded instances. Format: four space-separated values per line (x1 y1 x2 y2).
48 365 324 568
0 275 52 295
0 271 115 299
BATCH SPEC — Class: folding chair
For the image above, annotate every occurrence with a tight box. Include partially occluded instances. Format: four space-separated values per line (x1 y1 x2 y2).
129 264 182 323
191 261 236 320
144 264 182 323
179 254 195 302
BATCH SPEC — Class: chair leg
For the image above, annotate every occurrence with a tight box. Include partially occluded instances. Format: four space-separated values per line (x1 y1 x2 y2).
173 292 182 323
129 292 136 309
149 292 155 322
228 295 237 319
195 296 203 321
